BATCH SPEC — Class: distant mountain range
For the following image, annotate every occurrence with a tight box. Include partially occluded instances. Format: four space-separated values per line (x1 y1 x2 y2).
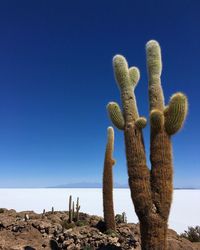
48 182 128 188
47 182 200 189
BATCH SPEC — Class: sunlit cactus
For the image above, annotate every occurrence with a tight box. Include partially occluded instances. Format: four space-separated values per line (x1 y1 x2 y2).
146 40 165 112
164 92 188 135
106 40 188 250
129 66 140 87
103 126 116 231
107 102 124 130
113 55 131 89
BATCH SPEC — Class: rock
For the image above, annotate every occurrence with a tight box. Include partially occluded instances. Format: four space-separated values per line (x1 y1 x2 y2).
0 209 198 250
63 239 74 246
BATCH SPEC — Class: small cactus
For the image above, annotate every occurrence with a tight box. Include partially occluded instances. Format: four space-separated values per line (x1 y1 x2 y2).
68 195 72 223
122 212 127 223
72 201 75 220
42 209 45 218
24 214 29 221
115 212 127 224
75 197 80 222
68 195 81 223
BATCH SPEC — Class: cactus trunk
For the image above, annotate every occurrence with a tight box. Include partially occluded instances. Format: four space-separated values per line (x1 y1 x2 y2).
124 125 152 219
150 130 173 220
140 216 167 250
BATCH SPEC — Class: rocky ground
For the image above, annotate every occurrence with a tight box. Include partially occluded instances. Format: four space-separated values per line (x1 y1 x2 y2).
0 208 199 250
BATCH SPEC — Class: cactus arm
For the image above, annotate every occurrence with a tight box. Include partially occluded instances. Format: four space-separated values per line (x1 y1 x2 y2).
164 92 188 135
113 54 131 89
135 117 147 129
129 66 140 88
113 55 139 122
146 40 165 111
103 126 116 231
107 102 125 130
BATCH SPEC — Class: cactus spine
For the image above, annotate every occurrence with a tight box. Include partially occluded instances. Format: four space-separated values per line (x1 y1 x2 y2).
107 41 188 250
103 126 116 231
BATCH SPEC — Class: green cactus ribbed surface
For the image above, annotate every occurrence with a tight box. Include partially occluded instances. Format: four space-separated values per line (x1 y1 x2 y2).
146 40 165 111
164 92 188 135
113 55 131 89
135 117 147 129
107 102 125 130
107 126 114 148
150 109 164 132
129 66 140 88
146 40 162 77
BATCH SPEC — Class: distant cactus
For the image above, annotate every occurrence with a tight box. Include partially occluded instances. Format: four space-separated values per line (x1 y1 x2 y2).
68 195 80 223
75 197 80 222
181 226 200 242
42 209 45 218
51 206 54 214
122 212 127 223
72 201 75 220
103 127 116 231
68 195 72 223
115 212 127 224
24 214 29 221
107 40 188 249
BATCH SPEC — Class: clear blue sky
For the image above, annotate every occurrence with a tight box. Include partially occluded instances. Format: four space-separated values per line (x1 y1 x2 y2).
0 0 199 188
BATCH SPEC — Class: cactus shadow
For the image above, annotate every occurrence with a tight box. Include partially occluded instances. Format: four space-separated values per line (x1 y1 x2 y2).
49 239 60 250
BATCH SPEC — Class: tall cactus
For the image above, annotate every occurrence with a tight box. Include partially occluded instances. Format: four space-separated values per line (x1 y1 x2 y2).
107 40 188 249
103 126 116 231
